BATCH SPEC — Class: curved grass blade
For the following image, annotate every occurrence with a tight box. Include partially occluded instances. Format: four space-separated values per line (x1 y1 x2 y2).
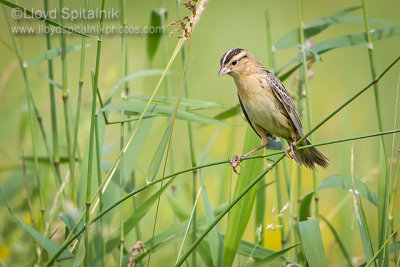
26 44 91 66
29 64 62 89
199 129 223 267
275 6 361 50
222 126 265 266
147 8 167 61
299 175 377 221
214 104 241 120
147 118 173 182
319 215 352 267
277 25 400 76
390 241 400 253
237 239 283 261
276 8 400 50
108 69 172 101
127 94 227 110
0 184 74 260
252 244 300 267
101 101 229 126
299 219 328 267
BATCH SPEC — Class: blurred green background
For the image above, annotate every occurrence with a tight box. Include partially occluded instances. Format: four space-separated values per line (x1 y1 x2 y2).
0 0 399 266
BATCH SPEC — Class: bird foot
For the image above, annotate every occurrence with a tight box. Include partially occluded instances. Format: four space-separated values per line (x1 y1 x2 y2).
285 142 296 159
229 155 242 174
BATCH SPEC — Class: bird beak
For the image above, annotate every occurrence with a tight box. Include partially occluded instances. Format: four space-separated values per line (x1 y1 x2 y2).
218 66 231 76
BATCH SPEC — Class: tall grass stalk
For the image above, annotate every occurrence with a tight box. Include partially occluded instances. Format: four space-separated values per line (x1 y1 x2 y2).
388 73 400 262
43 0 60 180
4 4 62 190
94 115 105 266
184 52 199 267
46 125 400 265
119 0 127 265
147 37 192 267
71 0 90 200
274 165 285 248
59 0 74 186
296 80 304 203
3 7 44 224
52 40 186 254
176 1 199 261
350 146 375 266
361 1 390 265
119 106 125 267
366 223 400 267
84 0 106 265
177 14 198 263
297 0 319 218
175 188 202 263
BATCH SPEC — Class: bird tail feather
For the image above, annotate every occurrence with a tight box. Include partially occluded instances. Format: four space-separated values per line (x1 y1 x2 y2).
293 139 329 169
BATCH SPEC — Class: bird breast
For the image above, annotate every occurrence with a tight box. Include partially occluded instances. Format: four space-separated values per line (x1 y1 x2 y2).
234 75 293 140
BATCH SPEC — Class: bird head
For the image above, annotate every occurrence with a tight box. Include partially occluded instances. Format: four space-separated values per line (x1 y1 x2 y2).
218 48 256 78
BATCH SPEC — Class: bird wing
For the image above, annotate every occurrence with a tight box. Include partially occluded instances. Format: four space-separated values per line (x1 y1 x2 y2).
267 73 305 137
238 95 260 138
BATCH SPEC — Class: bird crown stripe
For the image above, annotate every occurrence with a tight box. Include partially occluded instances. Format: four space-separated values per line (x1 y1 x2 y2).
222 48 245 65
220 49 233 65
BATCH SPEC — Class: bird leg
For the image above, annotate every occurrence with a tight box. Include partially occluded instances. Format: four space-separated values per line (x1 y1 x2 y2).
285 136 297 159
230 143 267 174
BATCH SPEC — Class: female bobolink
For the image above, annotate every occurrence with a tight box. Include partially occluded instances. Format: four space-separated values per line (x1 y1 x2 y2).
218 48 329 173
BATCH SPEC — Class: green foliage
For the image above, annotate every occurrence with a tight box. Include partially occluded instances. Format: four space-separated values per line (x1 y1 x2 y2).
101 101 229 126
299 219 328 267
147 8 167 61
222 126 265 266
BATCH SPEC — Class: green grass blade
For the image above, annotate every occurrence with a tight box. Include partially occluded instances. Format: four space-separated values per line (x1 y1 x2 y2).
377 145 390 266
276 10 400 50
319 215 352 267
147 118 173 182
255 176 266 244
101 101 229 126
299 175 378 221
350 150 376 267
252 244 300 267
198 129 223 266
29 64 63 90
125 178 174 234
222 126 265 266
147 8 167 61
313 25 400 54
127 94 227 110
26 44 90 66
275 6 361 50
390 241 400 253
237 239 282 260
108 69 172 101
299 219 328 267
1 185 73 260
277 25 400 76
200 174 223 266
213 104 241 120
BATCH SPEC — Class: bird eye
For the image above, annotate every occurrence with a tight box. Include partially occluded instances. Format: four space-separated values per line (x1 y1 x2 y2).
232 60 237 65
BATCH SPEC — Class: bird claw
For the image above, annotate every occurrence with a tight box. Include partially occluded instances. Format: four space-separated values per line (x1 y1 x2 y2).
285 142 296 159
229 155 242 174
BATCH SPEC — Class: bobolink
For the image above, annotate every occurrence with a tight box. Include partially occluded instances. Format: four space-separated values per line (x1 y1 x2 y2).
218 48 329 173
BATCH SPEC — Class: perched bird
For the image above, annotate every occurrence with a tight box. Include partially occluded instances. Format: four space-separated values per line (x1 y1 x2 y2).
218 48 329 173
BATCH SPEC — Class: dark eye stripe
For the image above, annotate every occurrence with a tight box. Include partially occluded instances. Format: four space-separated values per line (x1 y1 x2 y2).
220 48 245 65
